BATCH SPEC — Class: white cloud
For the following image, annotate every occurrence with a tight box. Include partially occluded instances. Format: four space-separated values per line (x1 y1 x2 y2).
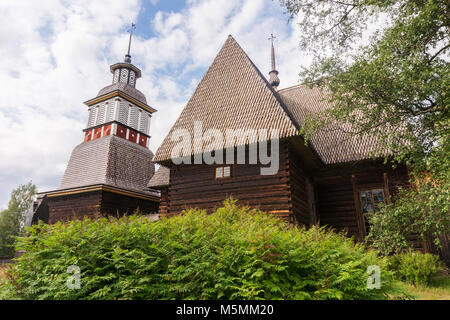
0 0 308 209
0 0 141 208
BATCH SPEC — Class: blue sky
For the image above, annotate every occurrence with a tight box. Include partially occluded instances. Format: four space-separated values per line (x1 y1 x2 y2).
0 0 309 209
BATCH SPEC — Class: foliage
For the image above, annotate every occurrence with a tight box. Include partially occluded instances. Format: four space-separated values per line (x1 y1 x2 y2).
280 0 449 254
2 199 396 300
387 250 443 286
0 181 36 258
366 140 450 255
281 0 449 166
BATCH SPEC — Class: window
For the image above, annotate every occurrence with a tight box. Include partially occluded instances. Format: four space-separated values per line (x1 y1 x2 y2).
215 166 231 179
360 189 385 235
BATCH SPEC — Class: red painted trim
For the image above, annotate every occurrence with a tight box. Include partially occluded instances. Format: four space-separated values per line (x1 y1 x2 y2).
84 130 92 142
128 129 137 143
116 124 127 139
139 135 147 147
93 127 102 140
103 124 112 136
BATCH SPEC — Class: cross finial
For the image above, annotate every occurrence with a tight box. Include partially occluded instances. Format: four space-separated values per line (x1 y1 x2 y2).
125 22 136 63
268 33 280 89
268 33 276 46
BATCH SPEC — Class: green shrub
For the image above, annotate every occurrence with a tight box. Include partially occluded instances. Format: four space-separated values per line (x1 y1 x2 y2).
3 199 396 300
388 250 443 286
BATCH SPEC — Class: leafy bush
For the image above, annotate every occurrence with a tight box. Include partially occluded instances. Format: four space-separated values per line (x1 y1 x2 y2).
366 141 450 258
388 250 443 287
366 182 450 256
3 199 395 300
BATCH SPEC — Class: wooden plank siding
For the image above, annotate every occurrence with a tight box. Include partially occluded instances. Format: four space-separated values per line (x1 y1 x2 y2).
158 139 412 245
159 188 170 215
163 141 294 220
286 143 312 226
46 190 159 223
47 191 102 224
100 190 159 216
314 162 410 240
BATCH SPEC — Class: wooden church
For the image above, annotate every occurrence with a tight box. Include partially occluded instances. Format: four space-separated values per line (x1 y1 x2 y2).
148 35 410 241
33 33 411 243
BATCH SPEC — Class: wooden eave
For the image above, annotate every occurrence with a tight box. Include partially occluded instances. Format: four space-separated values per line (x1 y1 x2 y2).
83 91 157 114
40 184 160 202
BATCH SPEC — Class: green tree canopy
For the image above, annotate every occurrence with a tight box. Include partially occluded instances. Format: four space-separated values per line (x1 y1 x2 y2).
280 0 449 256
281 0 449 167
0 181 36 258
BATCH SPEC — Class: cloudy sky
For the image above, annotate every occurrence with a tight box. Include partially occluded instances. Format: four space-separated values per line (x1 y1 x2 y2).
0 0 310 209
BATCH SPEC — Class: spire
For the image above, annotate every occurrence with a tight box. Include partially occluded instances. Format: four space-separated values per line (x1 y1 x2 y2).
108 22 141 87
268 33 280 89
124 22 136 63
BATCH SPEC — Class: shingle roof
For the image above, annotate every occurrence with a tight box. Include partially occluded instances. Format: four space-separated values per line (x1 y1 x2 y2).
153 35 298 163
152 35 394 166
97 82 147 104
277 84 392 164
59 135 155 195
147 166 170 188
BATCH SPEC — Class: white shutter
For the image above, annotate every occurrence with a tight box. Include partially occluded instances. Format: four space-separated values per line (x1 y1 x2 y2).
215 167 223 178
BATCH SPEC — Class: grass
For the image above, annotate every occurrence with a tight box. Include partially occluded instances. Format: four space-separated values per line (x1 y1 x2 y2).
395 271 450 300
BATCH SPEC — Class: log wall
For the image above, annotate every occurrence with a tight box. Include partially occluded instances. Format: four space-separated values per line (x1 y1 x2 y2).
159 188 170 215
46 190 159 223
314 162 410 240
287 145 311 225
158 140 412 245
164 142 293 219
47 191 102 224
100 191 159 216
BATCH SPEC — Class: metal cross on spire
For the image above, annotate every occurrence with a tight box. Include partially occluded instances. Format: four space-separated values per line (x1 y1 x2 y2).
125 22 136 63
268 33 277 71
268 33 276 46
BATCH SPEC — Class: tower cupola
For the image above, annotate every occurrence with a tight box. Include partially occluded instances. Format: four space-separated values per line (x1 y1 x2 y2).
110 62 141 88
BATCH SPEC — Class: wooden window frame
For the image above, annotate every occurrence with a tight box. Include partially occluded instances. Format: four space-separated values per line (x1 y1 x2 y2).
214 165 232 180
358 188 385 236
352 174 390 241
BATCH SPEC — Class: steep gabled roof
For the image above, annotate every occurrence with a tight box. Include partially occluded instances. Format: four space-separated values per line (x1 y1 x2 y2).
153 35 298 163
152 35 393 167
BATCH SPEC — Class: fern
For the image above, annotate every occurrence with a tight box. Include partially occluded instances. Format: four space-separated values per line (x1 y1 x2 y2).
2 198 398 300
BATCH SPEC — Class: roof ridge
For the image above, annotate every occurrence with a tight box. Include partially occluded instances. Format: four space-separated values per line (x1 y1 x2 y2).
278 83 309 92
